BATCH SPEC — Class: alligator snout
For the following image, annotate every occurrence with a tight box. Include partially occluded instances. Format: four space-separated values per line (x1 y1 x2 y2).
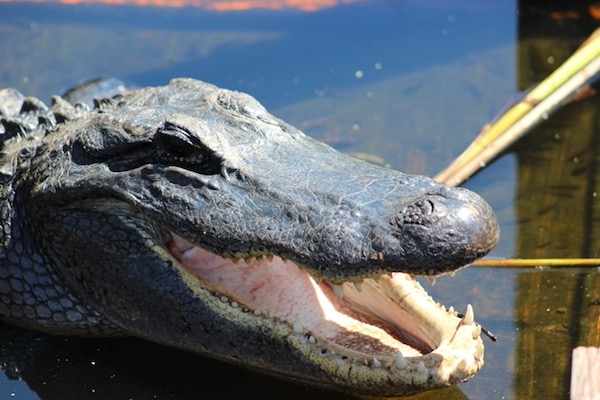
391 187 499 275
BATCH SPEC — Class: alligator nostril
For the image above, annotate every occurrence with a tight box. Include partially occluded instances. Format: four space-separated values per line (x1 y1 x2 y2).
415 199 434 216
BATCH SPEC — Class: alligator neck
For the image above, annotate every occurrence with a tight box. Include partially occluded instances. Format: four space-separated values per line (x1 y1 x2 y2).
0 181 119 335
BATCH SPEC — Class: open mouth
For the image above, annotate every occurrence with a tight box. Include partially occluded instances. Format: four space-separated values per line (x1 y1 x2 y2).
167 232 484 386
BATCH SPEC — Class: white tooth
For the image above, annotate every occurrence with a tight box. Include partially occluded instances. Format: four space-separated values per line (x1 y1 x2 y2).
448 306 455 314
472 324 482 339
308 335 317 344
293 321 303 334
395 351 407 369
231 301 239 308
254 309 261 316
353 281 363 292
449 271 456 277
417 361 426 374
333 284 344 299
462 304 474 325
373 357 382 368
220 165 230 180
426 276 436 286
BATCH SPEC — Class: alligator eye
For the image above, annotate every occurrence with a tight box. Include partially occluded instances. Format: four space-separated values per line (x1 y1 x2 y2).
155 122 223 175
158 124 196 157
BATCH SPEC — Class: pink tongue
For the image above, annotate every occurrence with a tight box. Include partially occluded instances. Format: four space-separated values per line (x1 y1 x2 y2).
170 234 322 321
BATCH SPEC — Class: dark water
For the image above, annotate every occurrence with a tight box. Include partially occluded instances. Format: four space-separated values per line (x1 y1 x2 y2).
0 1 598 399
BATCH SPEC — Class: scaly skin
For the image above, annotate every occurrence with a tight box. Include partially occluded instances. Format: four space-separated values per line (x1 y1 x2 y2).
0 78 498 396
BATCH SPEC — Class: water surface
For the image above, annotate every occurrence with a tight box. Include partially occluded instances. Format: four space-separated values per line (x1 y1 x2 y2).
0 1 598 399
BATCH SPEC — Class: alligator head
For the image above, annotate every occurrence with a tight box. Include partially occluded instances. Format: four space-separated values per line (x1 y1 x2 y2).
0 78 498 396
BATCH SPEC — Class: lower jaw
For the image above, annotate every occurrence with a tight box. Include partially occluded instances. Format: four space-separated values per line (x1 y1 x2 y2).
169 234 485 373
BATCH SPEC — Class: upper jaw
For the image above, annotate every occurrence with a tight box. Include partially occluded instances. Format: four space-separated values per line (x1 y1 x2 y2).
169 233 485 396
161 172 499 281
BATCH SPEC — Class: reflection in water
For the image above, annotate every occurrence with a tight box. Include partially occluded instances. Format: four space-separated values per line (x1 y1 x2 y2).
514 2 600 399
0 322 344 400
0 1 517 397
0 22 282 101
8 0 600 399
0 0 360 11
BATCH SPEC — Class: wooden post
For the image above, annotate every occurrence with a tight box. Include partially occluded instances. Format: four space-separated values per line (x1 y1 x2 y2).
570 346 600 399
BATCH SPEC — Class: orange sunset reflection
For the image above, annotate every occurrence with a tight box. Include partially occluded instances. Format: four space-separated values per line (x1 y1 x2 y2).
1 0 362 11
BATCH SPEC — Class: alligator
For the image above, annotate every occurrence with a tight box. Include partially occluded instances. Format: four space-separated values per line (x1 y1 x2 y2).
0 78 499 397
